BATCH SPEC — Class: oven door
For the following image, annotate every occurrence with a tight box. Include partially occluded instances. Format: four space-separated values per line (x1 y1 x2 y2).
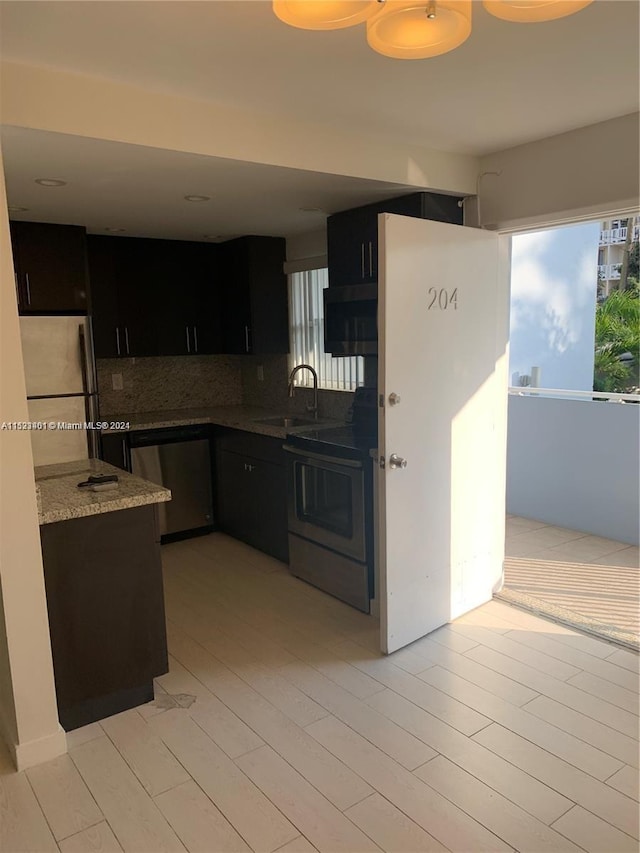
283 445 366 563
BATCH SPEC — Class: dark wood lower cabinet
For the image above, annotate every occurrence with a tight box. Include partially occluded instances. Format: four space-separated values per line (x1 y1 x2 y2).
39 504 168 731
215 430 289 563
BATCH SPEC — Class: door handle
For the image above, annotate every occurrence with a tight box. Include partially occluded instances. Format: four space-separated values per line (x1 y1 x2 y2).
185 325 191 353
193 325 198 353
116 327 121 356
389 454 407 470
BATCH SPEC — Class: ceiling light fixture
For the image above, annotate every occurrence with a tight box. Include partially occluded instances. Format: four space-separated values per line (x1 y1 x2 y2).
482 0 593 22
104 227 126 233
273 0 381 29
272 0 593 58
184 194 211 202
35 178 67 187
368 0 471 59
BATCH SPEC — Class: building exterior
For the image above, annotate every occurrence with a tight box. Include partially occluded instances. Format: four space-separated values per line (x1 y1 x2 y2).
598 215 640 298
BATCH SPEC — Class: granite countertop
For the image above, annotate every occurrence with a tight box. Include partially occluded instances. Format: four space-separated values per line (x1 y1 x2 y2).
35 459 171 526
101 405 343 437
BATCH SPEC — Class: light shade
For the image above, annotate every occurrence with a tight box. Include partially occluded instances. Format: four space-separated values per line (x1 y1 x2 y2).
483 1 593 23
272 0 381 30
367 1 472 59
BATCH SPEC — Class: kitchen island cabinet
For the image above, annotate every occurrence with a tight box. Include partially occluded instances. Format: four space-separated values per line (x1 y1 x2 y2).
36 459 170 730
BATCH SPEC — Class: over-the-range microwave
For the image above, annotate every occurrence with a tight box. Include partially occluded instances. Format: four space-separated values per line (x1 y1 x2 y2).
323 284 377 356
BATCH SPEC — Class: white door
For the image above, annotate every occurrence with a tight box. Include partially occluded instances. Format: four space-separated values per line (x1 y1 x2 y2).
378 214 510 654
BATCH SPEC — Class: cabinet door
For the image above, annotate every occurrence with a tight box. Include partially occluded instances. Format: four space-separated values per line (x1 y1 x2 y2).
216 449 252 540
218 240 252 354
11 222 89 313
117 239 160 358
218 237 288 355
327 207 376 287
248 237 289 355
216 448 288 562
87 236 121 358
155 241 221 356
100 432 130 471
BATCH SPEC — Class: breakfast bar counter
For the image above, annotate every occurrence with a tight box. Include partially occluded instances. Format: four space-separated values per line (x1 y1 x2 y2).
35 458 171 525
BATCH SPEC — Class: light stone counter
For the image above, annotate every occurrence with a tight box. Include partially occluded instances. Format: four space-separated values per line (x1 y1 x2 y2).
101 405 343 438
35 458 171 526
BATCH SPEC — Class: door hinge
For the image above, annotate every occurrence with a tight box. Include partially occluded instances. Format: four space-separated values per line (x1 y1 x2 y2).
379 394 384 408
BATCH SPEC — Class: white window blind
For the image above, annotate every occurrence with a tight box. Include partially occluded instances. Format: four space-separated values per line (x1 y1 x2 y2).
289 268 364 392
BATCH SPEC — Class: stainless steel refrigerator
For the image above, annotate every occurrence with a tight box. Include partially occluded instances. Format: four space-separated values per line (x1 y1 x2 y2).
19 316 99 466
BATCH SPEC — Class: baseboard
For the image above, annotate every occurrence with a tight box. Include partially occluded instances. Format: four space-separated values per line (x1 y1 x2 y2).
11 725 67 771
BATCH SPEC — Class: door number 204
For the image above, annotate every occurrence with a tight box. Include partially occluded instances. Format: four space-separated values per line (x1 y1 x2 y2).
428 287 458 310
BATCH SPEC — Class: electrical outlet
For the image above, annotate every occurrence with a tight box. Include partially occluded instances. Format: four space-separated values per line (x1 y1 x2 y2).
112 373 124 391
257 365 264 381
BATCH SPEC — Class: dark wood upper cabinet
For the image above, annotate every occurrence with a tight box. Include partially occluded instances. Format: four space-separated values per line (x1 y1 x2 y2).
153 240 221 356
327 191 464 287
10 221 89 314
88 236 220 358
218 236 289 355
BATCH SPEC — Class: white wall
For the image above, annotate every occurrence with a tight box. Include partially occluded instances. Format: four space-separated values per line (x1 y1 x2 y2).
480 113 640 231
0 61 478 196
507 395 640 545
0 148 66 769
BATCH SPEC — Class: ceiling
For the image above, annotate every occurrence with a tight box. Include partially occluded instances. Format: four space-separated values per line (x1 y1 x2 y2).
0 1 638 241
1 126 418 240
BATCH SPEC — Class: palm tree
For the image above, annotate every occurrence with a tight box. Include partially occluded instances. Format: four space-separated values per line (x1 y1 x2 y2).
593 288 639 392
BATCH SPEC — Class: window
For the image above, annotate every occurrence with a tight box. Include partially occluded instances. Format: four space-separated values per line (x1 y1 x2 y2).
288 268 364 391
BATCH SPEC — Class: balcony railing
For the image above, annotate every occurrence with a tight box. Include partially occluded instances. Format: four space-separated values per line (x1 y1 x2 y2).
599 225 640 245
598 262 622 280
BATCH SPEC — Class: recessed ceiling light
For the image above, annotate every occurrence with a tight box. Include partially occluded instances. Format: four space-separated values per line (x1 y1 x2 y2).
203 234 221 240
184 194 211 203
104 227 126 233
299 207 324 213
7 205 28 213
35 178 67 187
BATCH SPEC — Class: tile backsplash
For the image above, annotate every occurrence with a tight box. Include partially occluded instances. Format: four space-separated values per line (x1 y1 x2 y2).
241 354 355 422
98 352 367 423
97 355 243 416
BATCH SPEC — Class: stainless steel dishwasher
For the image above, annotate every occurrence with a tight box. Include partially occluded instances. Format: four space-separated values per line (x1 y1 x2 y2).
130 426 213 539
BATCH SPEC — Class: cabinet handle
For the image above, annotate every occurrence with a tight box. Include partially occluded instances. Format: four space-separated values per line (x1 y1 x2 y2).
124 327 130 355
361 243 365 279
116 327 121 356
193 325 198 353
14 274 20 305
244 325 250 353
369 241 373 277
122 438 127 468
25 273 32 305
185 325 191 354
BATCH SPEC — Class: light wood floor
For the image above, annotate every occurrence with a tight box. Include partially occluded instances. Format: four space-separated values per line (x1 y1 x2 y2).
2 532 639 853
503 516 640 648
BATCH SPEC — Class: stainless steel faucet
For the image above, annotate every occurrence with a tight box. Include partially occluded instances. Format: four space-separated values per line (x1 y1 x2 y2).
288 363 318 419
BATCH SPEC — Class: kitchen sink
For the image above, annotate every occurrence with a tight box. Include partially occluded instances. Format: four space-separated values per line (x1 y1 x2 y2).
256 416 317 428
